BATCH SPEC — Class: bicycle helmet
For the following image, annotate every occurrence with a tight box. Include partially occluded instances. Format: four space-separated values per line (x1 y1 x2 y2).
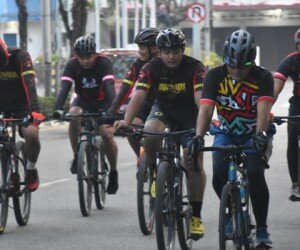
294 27 300 44
223 30 256 68
0 39 9 67
73 35 96 56
156 28 185 49
134 28 160 46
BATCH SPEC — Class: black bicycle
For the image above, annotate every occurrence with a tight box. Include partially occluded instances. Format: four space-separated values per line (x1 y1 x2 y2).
0 116 31 234
65 112 116 216
200 144 256 250
273 115 300 202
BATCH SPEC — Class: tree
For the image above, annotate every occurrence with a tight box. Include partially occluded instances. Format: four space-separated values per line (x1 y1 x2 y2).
58 0 88 57
15 0 28 49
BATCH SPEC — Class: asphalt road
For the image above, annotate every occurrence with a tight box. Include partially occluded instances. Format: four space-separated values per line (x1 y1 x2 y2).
0 81 299 249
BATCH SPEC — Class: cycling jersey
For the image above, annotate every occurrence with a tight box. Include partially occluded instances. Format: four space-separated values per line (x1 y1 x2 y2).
136 55 205 112
54 54 115 110
274 51 300 103
0 47 39 113
110 58 154 111
201 64 274 136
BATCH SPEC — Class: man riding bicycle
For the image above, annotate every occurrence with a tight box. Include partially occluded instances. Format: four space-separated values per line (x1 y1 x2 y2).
190 30 274 248
273 27 300 199
114 28 207 240
108 28 160 161
0 39 44 192
53 35 119 194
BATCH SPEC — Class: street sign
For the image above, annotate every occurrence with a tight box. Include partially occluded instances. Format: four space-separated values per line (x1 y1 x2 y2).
187 3 206 23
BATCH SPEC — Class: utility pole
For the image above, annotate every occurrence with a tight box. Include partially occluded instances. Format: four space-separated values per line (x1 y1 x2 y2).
134 0 139 37
115 0 120 48
41 0 52 96
204 0 211 60
121 0 128 48
141 0 146 28
149 0 156 28
95 0 101 50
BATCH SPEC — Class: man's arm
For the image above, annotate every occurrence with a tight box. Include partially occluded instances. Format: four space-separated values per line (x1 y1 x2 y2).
273 78 285 103
54 80 72 110
256 100 273 133
102 78 116 106
194 90 202 109
196 102 215 137
124 89 147 124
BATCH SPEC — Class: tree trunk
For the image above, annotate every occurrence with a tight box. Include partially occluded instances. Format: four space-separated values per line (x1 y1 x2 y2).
15 0 28 49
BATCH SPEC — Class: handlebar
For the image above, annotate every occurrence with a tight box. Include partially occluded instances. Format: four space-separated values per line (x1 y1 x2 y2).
273 115 300 125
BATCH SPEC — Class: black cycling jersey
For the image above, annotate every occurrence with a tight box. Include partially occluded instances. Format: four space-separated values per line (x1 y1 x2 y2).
0 47 39 113
54 54 115 110
201 64 274 135
274 51 300 103
136 55 205 112
110 58 154 111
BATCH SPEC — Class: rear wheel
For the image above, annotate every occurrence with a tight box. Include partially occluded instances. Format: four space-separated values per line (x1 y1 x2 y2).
77 141 93 216
0 151 9 234
13 141 31 226
94 137 108 209
219 183 248 250
155 161 176 250
177 171 193 250
137 153 155 235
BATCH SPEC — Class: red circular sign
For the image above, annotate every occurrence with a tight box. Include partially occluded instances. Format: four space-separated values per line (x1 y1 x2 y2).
187 3 206 23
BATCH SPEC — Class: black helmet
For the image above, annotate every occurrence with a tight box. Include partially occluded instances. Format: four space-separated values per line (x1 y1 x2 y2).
0 39 9 67
294 27 300 44
73 35 96 56
223 30 256 68
134 28 160 46
156 28 185 49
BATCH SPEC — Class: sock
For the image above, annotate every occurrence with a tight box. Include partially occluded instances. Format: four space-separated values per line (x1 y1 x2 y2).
27 161 36 170
191 201 203 218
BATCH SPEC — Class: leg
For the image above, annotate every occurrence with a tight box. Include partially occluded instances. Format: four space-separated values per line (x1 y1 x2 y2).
99 125 118 194
127 117 144 157
21 125 41 191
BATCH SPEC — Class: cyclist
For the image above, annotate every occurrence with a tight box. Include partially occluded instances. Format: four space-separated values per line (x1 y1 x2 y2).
114 28 207 240
273 27 300 199
108 27 160 160
0 39 44 192
190 30 274 248
53 35 119 194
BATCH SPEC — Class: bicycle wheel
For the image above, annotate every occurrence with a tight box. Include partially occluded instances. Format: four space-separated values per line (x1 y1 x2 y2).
0 151 9 234
242 187 255 248
219 183 248 250
77 141 93 216
177 170 193 250
155 161 176 250
13 141 31 226
137 153 155 235
93 137 108 209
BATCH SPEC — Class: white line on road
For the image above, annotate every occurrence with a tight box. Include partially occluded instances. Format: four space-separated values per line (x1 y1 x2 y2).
40 178 69 187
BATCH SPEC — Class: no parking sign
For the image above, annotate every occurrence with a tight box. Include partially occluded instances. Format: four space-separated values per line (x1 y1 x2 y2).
187 3 206 23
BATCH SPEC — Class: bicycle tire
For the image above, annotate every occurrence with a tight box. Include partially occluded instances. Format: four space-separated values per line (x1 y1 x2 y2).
77 141 93 216
137 153 155 235
94 137 108 209
219 183 248 250
243 187 255 248
177 170 193 250
155 161 176 250
0 150 9 234
13 141 31 226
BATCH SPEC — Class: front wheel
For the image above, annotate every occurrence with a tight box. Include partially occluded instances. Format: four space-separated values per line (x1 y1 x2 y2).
93 137 108 209
77 141 93 216
137 153 155 235
155 161 176 250
13 141 31 226
219 183 248 250
0 150 9 234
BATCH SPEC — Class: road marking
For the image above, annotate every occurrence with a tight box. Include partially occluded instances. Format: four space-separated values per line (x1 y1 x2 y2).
40 178 69 187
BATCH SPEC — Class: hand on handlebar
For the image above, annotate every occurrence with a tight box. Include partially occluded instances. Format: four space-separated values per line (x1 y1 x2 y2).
31 112 45 128
187 135 205 158
252 132 269 155
114 120 129 131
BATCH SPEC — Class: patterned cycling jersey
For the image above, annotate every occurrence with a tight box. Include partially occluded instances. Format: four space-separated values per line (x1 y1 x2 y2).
111 58 155 110
62 54 114 100
274 51 300 103
0 47 39 112
201 64 274 136
136 55 206 112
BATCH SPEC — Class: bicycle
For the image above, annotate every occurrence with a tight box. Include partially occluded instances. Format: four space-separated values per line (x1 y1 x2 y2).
199 144 257 250
64 112 116 216
0 116 31 234
273 115 300 202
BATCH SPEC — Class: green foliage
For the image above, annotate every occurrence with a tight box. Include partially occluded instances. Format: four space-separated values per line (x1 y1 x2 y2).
204 51 223 69
38 95 56 118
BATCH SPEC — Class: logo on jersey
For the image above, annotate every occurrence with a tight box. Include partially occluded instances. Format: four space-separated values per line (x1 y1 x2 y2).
158 82 186 93
82 77 97 88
